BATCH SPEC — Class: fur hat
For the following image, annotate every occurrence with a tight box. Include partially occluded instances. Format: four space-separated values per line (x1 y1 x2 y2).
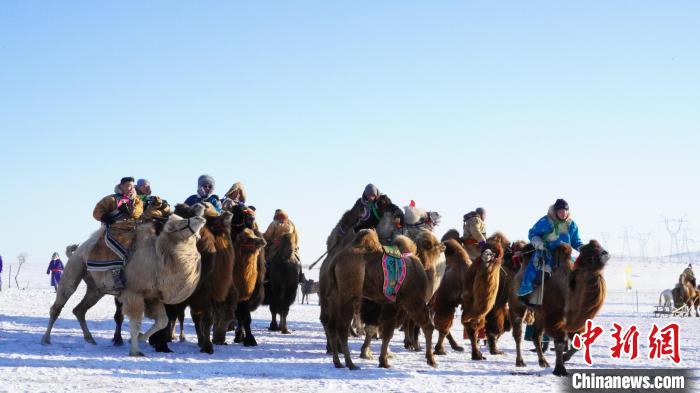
224 182 247 203
198 175 215 188
136 178 150 188
363 183 379 199
553 198 569 211
274 209 288 221
475 207 485 216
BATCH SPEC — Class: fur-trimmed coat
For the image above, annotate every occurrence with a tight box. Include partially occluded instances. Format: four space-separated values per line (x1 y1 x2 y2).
87 193 144 267
528 207 583 252
264 219 298 261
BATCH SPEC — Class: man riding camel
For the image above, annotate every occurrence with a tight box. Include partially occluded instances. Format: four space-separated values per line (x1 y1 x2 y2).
263 209 298 262
682 264 696 287
221 181 247 211
462 207 487 261
185 174 222 213
87 177 144 293
517 198 583 304
136 178 171 220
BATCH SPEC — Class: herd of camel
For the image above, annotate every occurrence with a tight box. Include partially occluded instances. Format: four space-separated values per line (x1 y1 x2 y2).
39 195 610 377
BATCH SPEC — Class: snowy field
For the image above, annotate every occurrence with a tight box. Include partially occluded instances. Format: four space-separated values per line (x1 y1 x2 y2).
1 256 698 393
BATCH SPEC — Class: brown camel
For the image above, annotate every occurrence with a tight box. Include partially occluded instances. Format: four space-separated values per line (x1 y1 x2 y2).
266 232 302 334
231 227 267 346
677 274 699 317
509 240 608 376
148 203 236 354
432 234 504 359
322 229 436 370
483 240 528 355
431 238 471 355
460 234 505 361
399 230 444 351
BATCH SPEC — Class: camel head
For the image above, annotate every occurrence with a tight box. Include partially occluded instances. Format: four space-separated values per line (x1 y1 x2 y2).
479 238 504 267
228 203 256 229
208 210 233 236
235 228 266 252
272 232 297 261
162 213 207 242
505 240 530 271
352 229 383 254
174 202 208 218
442 238 471 266
575 240 609 272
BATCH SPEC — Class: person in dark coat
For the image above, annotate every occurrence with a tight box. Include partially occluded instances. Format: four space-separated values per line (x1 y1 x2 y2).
184 174 222 212
46 252 64 290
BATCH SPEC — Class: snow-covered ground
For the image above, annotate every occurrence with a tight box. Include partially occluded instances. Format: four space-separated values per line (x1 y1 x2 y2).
1 256 698 392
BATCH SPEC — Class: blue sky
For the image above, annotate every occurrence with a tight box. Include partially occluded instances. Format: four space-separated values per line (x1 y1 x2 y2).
1 2 698 275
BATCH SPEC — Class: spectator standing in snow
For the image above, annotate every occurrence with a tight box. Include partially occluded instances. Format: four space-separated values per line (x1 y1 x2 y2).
47 252 64 291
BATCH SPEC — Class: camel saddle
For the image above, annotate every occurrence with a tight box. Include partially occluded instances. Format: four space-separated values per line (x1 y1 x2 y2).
381 245 409 302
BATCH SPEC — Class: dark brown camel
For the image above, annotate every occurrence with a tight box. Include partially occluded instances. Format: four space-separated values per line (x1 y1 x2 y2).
265 232 302 334
483 239 527 355
322 229 435 370
509 240 608 376
148 203 236 354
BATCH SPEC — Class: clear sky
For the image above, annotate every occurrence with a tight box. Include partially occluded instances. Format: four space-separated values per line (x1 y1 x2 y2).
1 2 698 277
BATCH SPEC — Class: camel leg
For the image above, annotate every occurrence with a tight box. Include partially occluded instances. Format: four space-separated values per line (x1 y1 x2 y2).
112 298 124 346
199 311 215 354
434 331 447 355
328 328 344 368
140 302 169 342
533 325 550 368
236 303 257 347
563 347 578 362
339 326 358 370
121 294 146 356
268 311 279 331
280 310 291 334
42 270 85 345
211 306 227 346
192 310 204 346
378 305 399 369
360 325 377 359
467 323 485 360
72 285 106 345
446 332 464 352
178 310 186 342
488 334 504 355
512 314 526 367
553 341 568 376
169 316 177 341
405 301 435 367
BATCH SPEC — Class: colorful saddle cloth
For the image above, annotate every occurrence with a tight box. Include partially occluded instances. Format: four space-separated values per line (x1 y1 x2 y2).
381 245 409 302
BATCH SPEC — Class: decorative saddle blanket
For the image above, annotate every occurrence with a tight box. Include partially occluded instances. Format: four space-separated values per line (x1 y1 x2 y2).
381 245 410 302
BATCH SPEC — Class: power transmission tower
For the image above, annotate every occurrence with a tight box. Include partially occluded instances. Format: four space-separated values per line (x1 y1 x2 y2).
635 232 652 261
662 216 685 261
620 226 633 258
